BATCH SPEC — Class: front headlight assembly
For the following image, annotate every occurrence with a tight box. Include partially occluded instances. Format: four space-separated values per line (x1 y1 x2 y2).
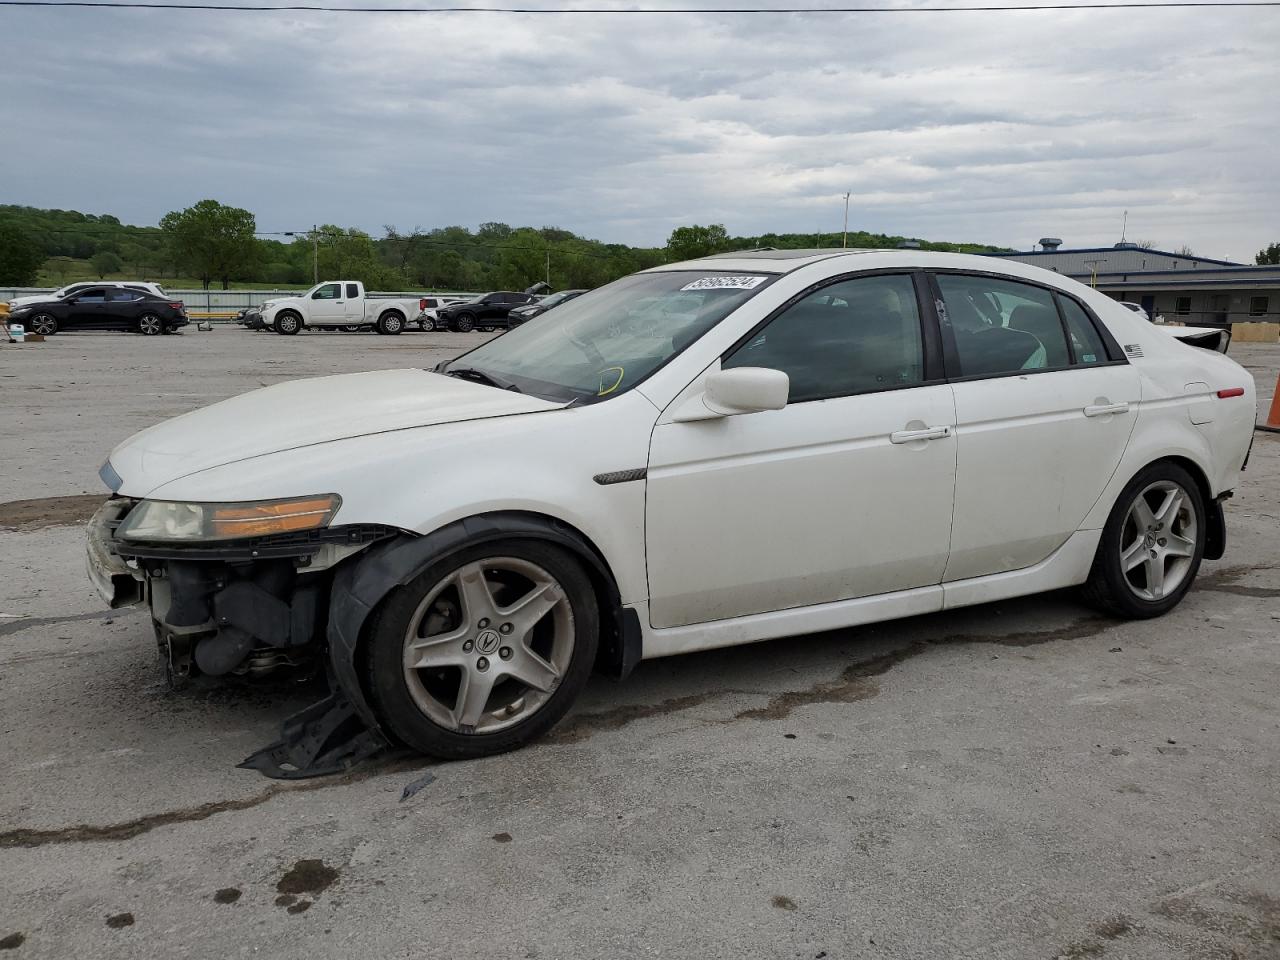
116 494 342 542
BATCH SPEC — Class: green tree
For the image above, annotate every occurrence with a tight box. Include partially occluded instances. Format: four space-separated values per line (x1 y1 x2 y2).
666 224 730 261
159 199 258 290
1257 243 1280 265
0 223 45 285
90 250 123 278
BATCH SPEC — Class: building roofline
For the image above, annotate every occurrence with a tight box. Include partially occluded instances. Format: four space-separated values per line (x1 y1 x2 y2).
985 247 1241 266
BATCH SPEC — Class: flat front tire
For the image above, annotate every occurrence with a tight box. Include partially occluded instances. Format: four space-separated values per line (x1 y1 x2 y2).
363 540 599 760
1081 461 1206 618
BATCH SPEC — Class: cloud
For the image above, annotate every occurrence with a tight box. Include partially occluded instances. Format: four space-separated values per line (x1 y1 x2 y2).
1 0 1277 259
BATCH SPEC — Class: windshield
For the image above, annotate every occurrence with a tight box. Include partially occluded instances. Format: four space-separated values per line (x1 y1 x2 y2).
443 270 775 403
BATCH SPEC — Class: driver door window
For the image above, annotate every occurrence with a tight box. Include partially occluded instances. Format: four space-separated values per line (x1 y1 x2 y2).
311 283 341 300
723 274 925 400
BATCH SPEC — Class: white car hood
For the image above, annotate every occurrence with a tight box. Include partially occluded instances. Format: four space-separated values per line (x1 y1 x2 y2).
109 368 562 497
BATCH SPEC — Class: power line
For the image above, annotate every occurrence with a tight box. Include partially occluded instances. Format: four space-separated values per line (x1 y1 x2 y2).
3 0 1278 11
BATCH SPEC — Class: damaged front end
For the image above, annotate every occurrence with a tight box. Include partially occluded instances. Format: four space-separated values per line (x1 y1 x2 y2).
87 497 399 776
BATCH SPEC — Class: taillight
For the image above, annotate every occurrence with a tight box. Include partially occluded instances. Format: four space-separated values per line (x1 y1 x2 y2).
420 298 427 311
1216 387 1245 399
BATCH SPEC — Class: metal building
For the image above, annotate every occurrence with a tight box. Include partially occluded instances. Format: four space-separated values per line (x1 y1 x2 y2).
988 243 1280 327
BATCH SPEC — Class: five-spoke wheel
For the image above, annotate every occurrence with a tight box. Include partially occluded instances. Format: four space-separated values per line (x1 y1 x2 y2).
364 541 598 758
1083 462 1205 618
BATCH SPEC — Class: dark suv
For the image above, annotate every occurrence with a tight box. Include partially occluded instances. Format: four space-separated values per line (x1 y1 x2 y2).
436 291 536 332
8 287 188 336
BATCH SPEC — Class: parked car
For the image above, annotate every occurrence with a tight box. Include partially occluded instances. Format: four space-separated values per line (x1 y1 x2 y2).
435 291 537 332
416 296 469 332
87 250 1255 775
6 281 169 312
259 281 424 335
8 286 187 335
506 289 587 327
1118 301 1167 324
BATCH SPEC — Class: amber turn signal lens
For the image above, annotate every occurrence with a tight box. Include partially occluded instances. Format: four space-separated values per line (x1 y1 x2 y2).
210 495 340 538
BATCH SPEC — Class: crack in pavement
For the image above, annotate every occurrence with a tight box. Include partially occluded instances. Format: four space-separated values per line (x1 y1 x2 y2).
732 617 1113 722
0 494 104 532
0 609 124 639
0 757 427 849
1195 563 1280 599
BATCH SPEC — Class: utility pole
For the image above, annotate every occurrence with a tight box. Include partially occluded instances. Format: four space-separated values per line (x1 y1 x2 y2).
546 247 550 288
1083 257 1108 288
312 224 319 284
1120 209 1128 244
842 192 851 249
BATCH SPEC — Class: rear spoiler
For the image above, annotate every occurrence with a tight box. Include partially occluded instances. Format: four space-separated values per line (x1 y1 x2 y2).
1158 325 1231 354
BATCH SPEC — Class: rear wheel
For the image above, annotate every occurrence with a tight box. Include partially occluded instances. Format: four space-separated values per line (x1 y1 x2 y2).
274 311 302 335
363 541 598 759
1081 462 1206 618
377 312 405 335
30 314 58 335
138 313 164 336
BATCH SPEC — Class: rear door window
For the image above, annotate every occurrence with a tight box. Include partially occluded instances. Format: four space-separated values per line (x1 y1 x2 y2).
346 283 359 299
936 274 1071 377
1056 296 1108 365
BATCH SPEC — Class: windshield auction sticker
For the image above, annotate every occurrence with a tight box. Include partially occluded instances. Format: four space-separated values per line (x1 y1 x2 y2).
680 275 768 291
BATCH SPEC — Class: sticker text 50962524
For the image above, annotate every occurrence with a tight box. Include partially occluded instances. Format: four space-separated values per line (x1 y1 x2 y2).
680 276 768 292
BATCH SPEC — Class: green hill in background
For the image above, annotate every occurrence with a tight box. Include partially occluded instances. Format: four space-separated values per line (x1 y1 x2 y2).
0 203 1007 292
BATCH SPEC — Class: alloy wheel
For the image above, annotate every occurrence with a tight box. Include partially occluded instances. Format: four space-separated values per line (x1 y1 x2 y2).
401 557 574 735
139 314 163 335
1119 479 1198 601
31 314 57 335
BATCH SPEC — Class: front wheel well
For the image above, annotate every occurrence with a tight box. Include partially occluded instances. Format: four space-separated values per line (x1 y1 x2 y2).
331 511 638 733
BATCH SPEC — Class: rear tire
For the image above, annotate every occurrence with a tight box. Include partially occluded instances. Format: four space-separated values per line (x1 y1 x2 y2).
363 540 599 760
138 313 164 336
377 312 405 335
1081 461 1206 619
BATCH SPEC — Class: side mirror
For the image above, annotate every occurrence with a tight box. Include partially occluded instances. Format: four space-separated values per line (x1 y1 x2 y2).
673 367 789 421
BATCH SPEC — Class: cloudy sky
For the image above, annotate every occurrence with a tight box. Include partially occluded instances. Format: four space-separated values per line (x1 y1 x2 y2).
2 0 1278 258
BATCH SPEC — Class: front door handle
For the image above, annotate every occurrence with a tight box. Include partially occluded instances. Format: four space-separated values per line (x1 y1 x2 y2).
1084 401 1129 417
890 425 952 444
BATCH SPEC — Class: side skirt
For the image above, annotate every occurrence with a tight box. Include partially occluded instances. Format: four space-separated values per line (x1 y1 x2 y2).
638 529 1102 660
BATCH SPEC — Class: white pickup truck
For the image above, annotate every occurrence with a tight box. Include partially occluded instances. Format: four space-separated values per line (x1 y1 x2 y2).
261 281 425 335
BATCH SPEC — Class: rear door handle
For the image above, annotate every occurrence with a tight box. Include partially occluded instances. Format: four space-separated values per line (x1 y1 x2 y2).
890 425 952 444
1084 401 1129 417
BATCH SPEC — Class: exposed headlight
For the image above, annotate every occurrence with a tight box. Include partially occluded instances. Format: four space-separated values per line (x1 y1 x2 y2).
116 494 342 542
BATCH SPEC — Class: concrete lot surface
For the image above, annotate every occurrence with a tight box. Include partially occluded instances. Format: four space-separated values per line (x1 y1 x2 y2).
1 328 1278 960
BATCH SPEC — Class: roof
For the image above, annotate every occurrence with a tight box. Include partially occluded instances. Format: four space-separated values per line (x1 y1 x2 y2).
990 246 1241 266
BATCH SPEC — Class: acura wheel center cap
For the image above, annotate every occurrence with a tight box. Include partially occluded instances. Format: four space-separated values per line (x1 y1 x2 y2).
475 629 501 655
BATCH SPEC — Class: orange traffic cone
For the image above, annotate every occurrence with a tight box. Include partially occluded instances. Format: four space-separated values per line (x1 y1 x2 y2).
1261 372 1280 433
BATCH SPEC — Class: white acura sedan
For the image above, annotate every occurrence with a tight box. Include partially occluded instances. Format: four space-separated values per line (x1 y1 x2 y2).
87 250 1257 775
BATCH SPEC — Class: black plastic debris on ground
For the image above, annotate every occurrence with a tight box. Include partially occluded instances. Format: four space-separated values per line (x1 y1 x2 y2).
399 771 437 802
239 690 387 780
